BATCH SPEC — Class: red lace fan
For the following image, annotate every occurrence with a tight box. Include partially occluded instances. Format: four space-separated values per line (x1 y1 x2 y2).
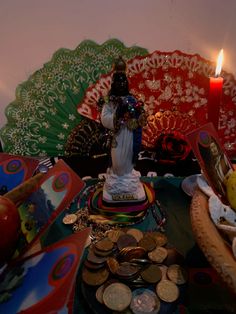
78 50 236 158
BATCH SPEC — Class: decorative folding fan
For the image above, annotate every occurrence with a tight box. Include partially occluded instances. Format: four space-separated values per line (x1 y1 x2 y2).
1 40 236 159
0 39 148 157
78 50 236 158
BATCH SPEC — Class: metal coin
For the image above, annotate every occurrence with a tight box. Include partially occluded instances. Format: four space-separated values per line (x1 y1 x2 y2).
130 288 160 314
84 259 105 271
106 257 119 274
106 229 126 243
140 264 162 284
116 262 140 280
95 237 114 252
126 228 144 242
150 231 168 247
167 264 188 285
138 235 157 252
62 213 77 225
93 247 114 257
148 246 168 263
82 267 109 286
117 234 138 250
87 249 108 264
103 282 132 311
164 248 184 266
96 284 105 304
159 265 168 281
117 246 146 262
156 279 179 303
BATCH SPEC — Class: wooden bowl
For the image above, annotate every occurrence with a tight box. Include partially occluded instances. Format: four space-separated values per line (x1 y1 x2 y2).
190 188 236 294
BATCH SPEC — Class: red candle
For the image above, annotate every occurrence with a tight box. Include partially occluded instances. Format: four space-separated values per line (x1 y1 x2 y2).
208 49 224 131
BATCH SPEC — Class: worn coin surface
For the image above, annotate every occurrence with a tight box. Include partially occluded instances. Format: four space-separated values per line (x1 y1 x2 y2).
82 267 109 286
130 288 160 314
117 246 146 262
156 279 179 302
126 228 144 242
106 229 126 243
87 249 108 264
140 264 162 284
117 234 138 250
106 257 119 274
95 237 114 252
150 231 168 247
167 264 188 284
148 246 168 263
138 235 157 252
116 262 140 279
103 282 132 311
62 213 77 225
95 284 105 304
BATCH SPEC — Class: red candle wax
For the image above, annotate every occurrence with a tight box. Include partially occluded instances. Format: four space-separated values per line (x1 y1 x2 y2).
208 76 223 131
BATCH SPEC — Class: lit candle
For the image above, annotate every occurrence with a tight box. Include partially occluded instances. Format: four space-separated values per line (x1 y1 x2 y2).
208 49 224 131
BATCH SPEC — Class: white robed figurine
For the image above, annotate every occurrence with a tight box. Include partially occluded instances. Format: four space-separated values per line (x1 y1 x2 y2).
100 57 147 203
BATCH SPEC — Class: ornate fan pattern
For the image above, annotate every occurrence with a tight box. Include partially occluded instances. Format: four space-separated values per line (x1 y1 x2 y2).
0 39 148 156
78 51 236 157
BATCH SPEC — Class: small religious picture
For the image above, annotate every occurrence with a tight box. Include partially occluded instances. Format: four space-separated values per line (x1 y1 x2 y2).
186 122 234 204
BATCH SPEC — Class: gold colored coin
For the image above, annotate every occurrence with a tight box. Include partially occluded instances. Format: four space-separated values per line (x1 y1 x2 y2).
140 264 162 284
96 284 105 304
62 213 77 225
150 231 168 247
106 257 119 274
82 267 109 286
138 235 156 252
156 279 179 303
126 228 144 242
148 246 168 263
95 237 114 252
103 282 132 311
106 229 125 243
167 264 188 285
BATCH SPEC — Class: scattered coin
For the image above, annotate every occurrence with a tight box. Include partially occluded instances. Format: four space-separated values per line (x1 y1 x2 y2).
87 249 108 264
150 231 168 247
138 235 156 252
117 234 138 250
106 229 126 243
156 279 179 303
103 282 132 311
159 265 168 280
165 248 184 266
82 267 109 286
117 246 146 262
148 246 168 263
130 288 160 314
126 228 144 242
167 264 188 285
140 264 162 284
106 257 119 274
116 262 140 280
95 237 114 252
62 213 77 225
95 284 105 304
84 259 105 271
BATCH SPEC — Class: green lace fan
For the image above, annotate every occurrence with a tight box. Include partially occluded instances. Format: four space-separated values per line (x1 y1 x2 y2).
0 39 148 157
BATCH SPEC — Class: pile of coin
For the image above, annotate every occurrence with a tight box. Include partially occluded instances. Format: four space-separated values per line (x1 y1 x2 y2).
81 228 188 313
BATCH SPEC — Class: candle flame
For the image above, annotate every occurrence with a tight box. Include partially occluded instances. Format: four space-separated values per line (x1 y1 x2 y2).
215 49 224 76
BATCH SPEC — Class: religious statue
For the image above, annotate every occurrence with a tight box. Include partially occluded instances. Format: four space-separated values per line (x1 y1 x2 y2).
100 57 147 203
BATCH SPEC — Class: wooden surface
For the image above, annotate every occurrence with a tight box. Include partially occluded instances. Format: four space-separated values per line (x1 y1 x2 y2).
190 188 236 294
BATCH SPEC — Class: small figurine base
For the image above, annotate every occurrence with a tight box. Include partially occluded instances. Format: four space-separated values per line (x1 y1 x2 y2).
102 181 146 204
88 182 155 225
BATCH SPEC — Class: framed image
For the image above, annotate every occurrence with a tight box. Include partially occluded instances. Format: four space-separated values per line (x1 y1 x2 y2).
186 123 234 204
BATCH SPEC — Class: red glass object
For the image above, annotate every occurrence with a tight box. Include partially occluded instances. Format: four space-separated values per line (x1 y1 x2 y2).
0 196 21 265
208 76 223 131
